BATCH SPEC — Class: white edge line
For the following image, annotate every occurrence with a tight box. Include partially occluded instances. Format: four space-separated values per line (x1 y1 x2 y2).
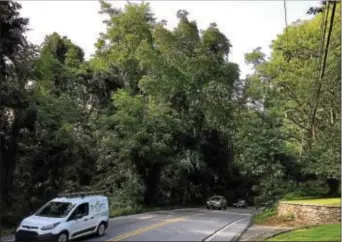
198 208 253 216
204 217 250 242
110 214 161 221
203 210 252 216
224 212 252 216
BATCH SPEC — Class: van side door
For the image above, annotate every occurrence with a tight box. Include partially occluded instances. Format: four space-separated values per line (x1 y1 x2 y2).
68 203 94 238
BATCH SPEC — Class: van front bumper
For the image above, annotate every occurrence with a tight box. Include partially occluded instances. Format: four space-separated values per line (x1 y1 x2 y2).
15 230 58 241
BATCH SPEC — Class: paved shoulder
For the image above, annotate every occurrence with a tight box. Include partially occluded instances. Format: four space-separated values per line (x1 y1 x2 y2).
238 225 295 241
0 234 15 242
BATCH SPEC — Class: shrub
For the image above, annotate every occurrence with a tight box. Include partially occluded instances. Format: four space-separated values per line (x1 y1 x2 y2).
280 212 295 222
252 206 277 224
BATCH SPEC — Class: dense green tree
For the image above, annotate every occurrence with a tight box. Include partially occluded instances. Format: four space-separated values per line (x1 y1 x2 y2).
0 2 36 219
243 2 341 196
40 32 84 68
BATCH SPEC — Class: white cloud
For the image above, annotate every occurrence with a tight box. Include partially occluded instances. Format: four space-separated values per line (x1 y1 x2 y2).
19 0 320 77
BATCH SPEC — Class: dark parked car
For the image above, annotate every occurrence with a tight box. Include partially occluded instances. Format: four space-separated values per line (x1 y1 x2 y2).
233 199 248 208
206 196 227 210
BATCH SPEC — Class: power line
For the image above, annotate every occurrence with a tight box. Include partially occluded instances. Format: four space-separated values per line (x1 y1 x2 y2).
283 0 289 45
316 1 330 81
283 0 293 62
320 1 336 80
310 1 337 139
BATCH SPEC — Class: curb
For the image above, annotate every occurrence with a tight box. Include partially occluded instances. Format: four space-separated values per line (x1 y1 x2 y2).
263 223 337 241
262 227 301 241
238 226 294 241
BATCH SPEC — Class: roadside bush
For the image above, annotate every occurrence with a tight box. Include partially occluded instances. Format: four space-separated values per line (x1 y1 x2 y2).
282 191 317 200
252 206 277 224
281 180 329 201
280 212 295 222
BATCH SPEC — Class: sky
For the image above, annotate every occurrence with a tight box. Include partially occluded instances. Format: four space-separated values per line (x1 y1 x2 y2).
19 0 320 78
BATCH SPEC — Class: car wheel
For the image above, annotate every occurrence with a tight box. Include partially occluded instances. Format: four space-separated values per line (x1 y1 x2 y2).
97 222 106 237
57 232 68 242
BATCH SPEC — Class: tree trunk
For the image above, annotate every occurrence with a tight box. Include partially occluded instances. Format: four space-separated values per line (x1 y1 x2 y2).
330 108 335 124
143 164 161 206
326 178 339 196
0 112 20 207
311 124 316 140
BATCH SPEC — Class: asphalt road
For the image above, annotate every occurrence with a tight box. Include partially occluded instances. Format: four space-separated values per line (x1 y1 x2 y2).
1 207 257 242
83 207 256 242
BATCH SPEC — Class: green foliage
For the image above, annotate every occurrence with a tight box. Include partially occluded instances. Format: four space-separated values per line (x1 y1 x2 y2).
92 1 243 207
1 0 340 228
252 207 277 224
281 181 329 201
0 1 35 224
282 191 319 201
41 32 84 68
241 1 341 201
0 227 16 237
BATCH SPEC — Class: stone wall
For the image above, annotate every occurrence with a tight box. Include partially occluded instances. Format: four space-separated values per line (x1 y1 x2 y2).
278 201 341 225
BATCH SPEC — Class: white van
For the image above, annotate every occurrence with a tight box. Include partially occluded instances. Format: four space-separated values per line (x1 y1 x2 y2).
15 192 109 242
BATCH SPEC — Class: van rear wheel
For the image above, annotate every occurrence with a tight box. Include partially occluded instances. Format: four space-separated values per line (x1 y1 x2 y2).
97 223 106 237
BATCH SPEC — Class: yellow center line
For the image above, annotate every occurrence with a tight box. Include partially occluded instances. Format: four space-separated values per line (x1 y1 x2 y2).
107 217 187 242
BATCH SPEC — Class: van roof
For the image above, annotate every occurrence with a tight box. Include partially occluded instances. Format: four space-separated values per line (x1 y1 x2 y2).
51 195 107 205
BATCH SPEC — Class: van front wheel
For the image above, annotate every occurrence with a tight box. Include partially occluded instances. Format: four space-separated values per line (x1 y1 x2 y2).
57 232 68 242
97 223 106 237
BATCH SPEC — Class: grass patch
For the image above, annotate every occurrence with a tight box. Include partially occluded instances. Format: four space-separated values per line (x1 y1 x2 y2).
282 198 341 206
253 207 277 224
266 223 341 241
1 227 16 237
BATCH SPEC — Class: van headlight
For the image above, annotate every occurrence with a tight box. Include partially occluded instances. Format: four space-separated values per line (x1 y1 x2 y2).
41 222 60 231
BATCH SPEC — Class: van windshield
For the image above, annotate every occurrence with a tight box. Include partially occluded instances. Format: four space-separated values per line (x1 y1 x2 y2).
36 202 75 218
